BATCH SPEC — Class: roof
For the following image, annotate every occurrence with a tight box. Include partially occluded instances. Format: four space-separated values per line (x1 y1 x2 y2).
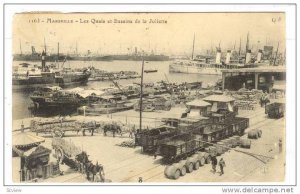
13 131 45 148
221 66 286 73
203 95 235 102
13 145 51 158
186 99 211 107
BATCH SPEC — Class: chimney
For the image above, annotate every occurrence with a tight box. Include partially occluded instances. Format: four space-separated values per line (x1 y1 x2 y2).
257 49 262 63
225 50 231 64
41 50 46 71
245 49 252 64
215 49 221 64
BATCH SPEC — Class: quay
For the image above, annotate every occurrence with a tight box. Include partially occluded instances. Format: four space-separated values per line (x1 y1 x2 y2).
12 98 285 183
221 66 286 92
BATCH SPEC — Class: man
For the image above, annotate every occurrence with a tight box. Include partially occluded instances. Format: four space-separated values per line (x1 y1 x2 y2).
219 158 226 176
263 91 270 107
211 155 218 174
278 138 283 153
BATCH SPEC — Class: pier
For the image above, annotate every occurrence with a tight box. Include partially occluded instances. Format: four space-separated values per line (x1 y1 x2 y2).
221 66 286 92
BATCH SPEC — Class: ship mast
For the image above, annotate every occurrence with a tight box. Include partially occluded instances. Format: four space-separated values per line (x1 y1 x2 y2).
233 41 236 50
238 37 241 62
57 42 60 60
191 33 195 60
76 42 78 55
44 37 47 54
245 32 250 53
57 42 60 69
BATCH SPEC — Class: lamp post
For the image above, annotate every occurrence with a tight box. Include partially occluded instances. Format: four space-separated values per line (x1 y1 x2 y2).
139 54 145 131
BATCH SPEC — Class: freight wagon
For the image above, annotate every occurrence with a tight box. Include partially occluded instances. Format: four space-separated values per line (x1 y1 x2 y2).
265 102 285 118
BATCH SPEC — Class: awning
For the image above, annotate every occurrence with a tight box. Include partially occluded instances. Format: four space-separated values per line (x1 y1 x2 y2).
13 131 45 148
203 95 235 103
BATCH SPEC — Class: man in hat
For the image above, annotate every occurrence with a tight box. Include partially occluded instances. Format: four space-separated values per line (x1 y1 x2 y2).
211 155 218 174
219 158 226 176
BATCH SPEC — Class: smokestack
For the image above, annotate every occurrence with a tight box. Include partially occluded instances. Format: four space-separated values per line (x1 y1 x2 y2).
41 50 46 71
245 49 252 64
225 50 231 64
215 48 221 64
257 49 262 63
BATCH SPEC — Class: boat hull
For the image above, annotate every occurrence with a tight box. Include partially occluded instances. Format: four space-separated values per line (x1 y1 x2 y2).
169 64 222 75
13 72 91 90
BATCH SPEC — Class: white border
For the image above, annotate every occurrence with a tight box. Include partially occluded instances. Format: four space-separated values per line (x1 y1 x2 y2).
1 2 297 193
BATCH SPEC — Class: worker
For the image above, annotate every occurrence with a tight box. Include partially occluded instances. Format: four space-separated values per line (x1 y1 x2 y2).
211 155 218 174
129 126 133 138
263 91 270 106
279 138 283 153
219 158 226 176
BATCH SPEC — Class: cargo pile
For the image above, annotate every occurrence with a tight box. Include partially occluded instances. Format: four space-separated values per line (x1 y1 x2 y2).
117 140 135 148
224 89 263 110
52 137 82 158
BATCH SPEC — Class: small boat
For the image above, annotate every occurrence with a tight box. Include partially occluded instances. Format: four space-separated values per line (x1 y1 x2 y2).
144 69 158 73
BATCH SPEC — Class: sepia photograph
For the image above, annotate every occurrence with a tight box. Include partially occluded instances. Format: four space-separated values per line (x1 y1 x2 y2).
2 3 297 193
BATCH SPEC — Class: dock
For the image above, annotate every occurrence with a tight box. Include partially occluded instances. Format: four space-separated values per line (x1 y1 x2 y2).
13 100 285 183
221 66 286 92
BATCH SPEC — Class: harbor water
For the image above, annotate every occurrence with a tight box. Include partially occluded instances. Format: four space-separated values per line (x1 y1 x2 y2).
12 60 220 120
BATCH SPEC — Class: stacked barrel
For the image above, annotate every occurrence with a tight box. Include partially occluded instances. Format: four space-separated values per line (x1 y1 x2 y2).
164 152 210 179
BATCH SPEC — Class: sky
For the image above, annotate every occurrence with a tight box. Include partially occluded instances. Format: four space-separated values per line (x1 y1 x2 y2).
13 12 285 56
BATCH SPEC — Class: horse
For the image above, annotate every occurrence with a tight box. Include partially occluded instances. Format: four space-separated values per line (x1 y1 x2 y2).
79 121 100 136
75 151 90 173
75 152 105 182
85 161 105 182
103 123 122 137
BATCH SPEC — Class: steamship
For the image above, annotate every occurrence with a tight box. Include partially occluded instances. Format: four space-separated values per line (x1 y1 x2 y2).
169 33 264 75
169 49 262 75
12 51 91 90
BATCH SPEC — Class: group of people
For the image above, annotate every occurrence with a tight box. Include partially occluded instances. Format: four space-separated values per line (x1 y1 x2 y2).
211 156 226 176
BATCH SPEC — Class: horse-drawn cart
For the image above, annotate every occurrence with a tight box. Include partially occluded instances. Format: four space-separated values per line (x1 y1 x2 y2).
52 138 108 182
30 118 99 138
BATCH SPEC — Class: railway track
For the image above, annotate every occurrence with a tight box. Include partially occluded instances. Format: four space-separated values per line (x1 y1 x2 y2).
120 164 163 182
